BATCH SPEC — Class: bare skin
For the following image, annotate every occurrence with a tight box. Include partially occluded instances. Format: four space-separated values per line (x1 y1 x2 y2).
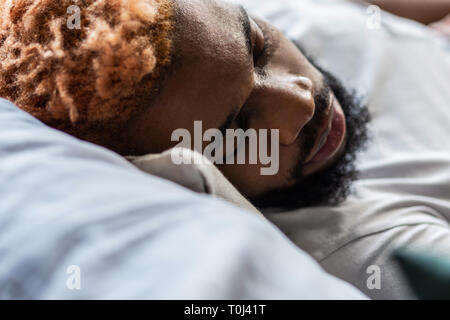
121 0 348 200
364 0 450 25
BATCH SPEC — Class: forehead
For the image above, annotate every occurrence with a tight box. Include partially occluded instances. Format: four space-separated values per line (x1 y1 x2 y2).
138 0 254 144
172 0 250 68
154 0 254 118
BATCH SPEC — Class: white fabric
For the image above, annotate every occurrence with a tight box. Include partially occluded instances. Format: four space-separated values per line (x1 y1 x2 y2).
128 149 261 215
232 0 450 299
0 98 366 299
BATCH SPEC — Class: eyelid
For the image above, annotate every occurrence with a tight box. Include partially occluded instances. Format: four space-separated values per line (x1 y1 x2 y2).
251 20 264 54
235 109 250 131
252 19 272 74
219 109 240 136
222 107 249 134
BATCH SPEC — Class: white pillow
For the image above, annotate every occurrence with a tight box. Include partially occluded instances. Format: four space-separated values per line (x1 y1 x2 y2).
0 98 366 299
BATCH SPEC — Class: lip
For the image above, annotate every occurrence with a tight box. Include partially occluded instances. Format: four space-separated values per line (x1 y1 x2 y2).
303 101 346 167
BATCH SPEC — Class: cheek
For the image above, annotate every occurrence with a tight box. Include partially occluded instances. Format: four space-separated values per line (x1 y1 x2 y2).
216 144 301 197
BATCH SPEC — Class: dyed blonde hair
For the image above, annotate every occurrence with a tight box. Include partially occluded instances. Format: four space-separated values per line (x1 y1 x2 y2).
0 0 173 142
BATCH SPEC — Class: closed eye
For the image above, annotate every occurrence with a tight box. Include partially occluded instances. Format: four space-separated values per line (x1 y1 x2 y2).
253 24 267 65
237 6 272 73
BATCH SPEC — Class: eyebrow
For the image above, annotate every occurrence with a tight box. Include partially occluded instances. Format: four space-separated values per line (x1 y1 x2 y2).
237 5 253 55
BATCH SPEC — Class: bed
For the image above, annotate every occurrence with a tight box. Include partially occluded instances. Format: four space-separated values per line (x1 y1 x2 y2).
0 98 365 299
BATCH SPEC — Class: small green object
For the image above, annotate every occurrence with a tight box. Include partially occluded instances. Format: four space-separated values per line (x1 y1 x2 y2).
393 248 450 300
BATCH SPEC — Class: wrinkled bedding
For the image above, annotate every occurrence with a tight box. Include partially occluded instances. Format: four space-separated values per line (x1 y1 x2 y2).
234 0 450 299
0 98 366 299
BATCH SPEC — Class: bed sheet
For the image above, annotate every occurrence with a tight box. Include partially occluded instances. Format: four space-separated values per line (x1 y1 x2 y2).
0 98 365 299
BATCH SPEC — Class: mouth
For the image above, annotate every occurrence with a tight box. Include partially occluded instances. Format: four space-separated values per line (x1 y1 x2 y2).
303 99 347 167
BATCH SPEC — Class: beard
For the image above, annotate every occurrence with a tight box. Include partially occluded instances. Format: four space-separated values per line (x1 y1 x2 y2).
249 43 370 212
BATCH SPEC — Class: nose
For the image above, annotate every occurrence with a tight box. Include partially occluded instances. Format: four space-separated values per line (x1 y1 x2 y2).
245 75 315 145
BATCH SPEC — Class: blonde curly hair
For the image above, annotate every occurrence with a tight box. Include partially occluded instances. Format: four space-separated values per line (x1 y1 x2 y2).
0 0 173 143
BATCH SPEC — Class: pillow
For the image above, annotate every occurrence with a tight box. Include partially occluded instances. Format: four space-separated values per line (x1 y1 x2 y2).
0 98 366 299
128 149 260 214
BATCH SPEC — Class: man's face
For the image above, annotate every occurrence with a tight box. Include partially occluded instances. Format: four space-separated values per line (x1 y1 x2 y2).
125 0 369 210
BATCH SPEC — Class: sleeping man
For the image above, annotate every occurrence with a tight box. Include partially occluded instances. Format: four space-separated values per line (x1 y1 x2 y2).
0 0 370 210
1 0 450 299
